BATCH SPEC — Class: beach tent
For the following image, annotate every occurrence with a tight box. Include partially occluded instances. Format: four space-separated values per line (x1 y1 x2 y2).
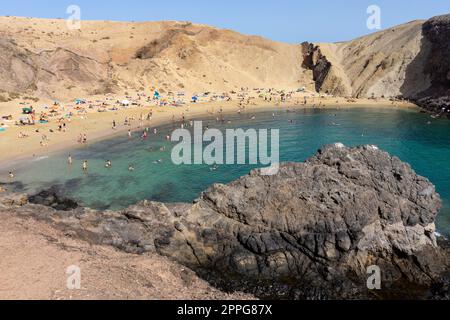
22 107 33 114
0 127 5 132
154 91 160 99
191 96 198 103
75 99 86 105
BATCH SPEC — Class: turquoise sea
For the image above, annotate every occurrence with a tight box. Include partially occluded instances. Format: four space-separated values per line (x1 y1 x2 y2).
5 107 450 235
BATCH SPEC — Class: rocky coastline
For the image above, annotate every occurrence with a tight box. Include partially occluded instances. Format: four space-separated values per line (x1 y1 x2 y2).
1 144 449 299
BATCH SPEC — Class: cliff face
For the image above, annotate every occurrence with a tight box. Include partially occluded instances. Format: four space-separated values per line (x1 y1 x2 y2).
0 17 313 100
2 145 448 299
412 15 450 113
302 14 450 114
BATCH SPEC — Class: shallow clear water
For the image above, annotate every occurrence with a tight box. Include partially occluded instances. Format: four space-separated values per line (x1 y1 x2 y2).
5 107 450 235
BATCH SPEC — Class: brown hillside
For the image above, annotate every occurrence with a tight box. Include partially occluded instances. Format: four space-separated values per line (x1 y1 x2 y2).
0 16 313 100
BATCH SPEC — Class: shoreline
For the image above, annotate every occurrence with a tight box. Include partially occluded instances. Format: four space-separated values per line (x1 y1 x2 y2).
0 97 419 171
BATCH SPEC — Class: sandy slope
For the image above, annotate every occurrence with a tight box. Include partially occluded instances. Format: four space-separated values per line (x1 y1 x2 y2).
313 20 432 98
0 16 313 101
0 15 430 300
0 211 253 300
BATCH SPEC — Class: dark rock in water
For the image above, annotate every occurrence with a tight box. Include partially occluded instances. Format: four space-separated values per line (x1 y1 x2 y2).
28 187 78 211
2 145 449 299
0 180 25 193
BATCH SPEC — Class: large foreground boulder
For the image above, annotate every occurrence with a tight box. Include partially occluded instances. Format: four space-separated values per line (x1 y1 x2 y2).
1 145 448 299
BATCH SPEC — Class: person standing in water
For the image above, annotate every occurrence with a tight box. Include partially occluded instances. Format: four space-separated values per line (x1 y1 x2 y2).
68 155 73 165
82 161 88 172
8 171 14 181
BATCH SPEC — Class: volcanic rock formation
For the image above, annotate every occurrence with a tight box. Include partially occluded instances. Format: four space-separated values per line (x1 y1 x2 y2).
1 145 448 299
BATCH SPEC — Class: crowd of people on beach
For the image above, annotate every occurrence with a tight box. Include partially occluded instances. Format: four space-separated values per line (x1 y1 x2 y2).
4 85 412 185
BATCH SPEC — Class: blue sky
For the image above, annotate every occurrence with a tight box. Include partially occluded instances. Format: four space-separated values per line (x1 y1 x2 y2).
1 0 449 42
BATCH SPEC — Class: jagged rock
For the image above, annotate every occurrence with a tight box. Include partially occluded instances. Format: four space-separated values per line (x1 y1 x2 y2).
2 145 448 299
0 192 28 207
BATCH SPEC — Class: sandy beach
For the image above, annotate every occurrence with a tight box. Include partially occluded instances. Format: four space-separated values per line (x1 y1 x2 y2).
0 90 417 171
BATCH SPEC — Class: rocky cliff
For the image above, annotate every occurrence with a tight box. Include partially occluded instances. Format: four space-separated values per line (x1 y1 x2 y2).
0 16 313 100
302 14 450 115
1 145 448 299
301 42 352 96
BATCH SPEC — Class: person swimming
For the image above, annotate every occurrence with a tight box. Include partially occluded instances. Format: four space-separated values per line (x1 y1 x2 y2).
128 164 135 171
105 160 112 168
